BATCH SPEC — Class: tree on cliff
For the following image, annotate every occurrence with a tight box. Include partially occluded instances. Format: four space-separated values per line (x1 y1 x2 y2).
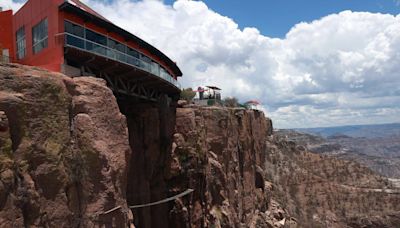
180 87 196 101
223 97 239 107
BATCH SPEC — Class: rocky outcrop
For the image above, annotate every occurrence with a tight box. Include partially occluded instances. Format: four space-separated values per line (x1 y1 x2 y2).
266 133 400 227
4 63 397 228
167 105 287 227
0 63 132 227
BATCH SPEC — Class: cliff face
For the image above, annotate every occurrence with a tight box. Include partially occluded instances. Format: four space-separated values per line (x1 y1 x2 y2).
2 63 398 228
0 64 132 227
266 133 400 227
167 106 290 227
0 64 283 228
122 99 177 228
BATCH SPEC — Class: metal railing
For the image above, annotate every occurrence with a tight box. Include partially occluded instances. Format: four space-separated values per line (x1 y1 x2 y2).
63 32 181 89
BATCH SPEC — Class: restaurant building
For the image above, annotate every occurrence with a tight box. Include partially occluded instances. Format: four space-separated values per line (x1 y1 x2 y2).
0 0 182 100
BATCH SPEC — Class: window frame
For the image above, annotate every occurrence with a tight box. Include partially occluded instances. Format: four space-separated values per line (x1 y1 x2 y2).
64 20 84 38
16 26 26 59
85 28 107 46
32 18 49 54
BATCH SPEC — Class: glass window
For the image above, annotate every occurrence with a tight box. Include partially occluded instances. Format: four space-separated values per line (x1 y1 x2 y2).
16 26 26 59
32 18 48 54
140 54 151 63
64 21 84 37
150 61 159 75
85 29 107 46
64 21 84 49
127 47 140 58
108 38 125 53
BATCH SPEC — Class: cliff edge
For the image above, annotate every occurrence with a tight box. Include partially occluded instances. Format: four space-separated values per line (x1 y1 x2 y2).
1 63 398 228
0 63 132 227
166 105 293 227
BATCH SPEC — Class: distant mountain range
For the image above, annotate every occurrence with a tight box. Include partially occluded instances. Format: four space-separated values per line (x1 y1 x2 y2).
277 123 400 178
294 123 400 138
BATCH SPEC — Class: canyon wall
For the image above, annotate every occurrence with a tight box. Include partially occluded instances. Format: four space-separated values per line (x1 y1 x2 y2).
266 132 400 227
3 63 398 228
166 105 290 227
121 98 177 228
0 64 292 228
0 63 132 227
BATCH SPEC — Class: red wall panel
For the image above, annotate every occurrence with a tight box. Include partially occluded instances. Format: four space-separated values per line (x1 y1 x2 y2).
13 0 64 72
0 10 15 60
5 0 178 78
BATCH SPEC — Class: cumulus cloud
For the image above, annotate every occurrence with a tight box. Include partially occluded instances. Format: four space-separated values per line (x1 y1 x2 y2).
0 0 23 11
4 0 400 128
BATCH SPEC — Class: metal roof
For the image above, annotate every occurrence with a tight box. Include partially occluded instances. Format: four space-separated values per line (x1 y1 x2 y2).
59 1 183 77
206 86 221 90
245 100 260 105
67 0 110 22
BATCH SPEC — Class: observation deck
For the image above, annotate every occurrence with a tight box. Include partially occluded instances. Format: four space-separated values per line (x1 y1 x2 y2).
59 1 182 101
62 32 181 101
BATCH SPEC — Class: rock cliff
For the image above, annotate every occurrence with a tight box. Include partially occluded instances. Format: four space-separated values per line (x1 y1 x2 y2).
266 132 400 227
0 63 285 227
0 63 132 227
166 105 292 227
1 63 399 228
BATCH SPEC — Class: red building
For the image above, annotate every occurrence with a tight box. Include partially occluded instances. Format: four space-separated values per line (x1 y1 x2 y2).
0 0 182 100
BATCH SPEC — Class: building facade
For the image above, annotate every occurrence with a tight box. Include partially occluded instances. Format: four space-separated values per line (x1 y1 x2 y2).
0 0 182 100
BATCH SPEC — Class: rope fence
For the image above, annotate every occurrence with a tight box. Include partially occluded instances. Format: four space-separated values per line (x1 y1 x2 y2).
129 188 194 209
94 188 194 218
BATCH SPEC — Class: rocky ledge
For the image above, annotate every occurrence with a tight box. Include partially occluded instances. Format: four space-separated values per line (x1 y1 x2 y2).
166 105 295 227
0 63 132 227
0 63 288 228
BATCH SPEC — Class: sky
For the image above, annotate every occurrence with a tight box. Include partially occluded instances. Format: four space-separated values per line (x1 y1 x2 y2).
165 0 400 38
1 0 400 128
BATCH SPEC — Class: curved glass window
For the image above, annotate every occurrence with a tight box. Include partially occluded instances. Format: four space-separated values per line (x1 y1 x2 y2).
64 21 84 49
63 20 179 88
86 29 107 46
127 47 140 58
108 38 125 53
65 21 84 37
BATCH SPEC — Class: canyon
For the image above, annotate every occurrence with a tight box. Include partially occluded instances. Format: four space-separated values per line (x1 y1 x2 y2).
277 128 400 178
0 63 400 227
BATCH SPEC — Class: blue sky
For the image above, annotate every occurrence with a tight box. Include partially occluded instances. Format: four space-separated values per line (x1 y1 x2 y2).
165 0 400 37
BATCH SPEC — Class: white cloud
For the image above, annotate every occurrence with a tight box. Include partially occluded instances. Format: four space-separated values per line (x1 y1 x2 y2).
0 0 23 11
5 0 400 128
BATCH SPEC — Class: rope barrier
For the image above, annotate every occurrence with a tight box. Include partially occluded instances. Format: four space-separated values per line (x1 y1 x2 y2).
129 188 194 209
102 205 122 215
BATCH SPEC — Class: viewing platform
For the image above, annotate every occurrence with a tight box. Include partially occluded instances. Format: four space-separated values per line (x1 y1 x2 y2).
64 33 181 89
62 32 181 101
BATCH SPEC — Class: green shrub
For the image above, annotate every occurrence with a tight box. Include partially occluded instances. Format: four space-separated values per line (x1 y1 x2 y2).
223 97 239 107
180 88 196 101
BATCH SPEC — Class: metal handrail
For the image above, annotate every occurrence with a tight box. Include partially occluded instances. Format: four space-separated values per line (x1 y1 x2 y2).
63 32 181 89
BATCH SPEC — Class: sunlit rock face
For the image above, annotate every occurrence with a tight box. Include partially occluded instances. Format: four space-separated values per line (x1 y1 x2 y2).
167 105 283 227
0 63 132 227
